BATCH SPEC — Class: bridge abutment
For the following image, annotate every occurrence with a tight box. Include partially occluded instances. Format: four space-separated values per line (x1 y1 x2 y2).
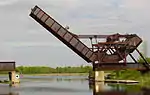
94 71 105 82
9 71 20 84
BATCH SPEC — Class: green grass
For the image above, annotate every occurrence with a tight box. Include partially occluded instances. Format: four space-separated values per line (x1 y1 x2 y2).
109 70 150 87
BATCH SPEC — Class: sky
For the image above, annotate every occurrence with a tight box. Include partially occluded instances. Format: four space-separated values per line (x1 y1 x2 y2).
0 0 150 67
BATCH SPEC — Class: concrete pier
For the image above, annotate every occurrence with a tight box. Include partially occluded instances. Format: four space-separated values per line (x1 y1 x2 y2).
9 71 20 84
95 71 105 82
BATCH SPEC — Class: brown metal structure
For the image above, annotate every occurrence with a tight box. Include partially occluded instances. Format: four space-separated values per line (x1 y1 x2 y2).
29 5 150 71
0 61 15 71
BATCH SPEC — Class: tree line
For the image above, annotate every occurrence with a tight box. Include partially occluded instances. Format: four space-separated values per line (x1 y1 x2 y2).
0 57 148 74
15 65 92 74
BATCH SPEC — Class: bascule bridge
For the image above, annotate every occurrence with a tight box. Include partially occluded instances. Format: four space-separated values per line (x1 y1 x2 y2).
29 5 150 81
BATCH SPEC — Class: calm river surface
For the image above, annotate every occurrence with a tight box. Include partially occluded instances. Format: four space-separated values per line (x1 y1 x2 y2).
0 75 150 95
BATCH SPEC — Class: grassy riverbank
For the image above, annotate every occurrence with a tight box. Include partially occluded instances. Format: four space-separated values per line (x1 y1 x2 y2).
15 66 92 74
110 70 150 87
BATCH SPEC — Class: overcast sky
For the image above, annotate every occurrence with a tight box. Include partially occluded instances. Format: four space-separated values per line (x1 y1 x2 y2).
0 0 150 67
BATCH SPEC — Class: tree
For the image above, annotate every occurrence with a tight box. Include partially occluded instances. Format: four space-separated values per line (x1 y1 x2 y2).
138 57 150 63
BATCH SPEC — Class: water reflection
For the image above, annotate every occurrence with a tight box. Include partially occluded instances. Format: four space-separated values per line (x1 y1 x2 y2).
0 85 19 95
1 75 150 95
89 81 150 95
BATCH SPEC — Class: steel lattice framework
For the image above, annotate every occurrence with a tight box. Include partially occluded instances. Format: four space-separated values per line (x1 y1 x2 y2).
29 5 150 71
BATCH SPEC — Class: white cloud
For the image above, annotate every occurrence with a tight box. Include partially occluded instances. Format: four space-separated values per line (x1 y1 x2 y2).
0 0 19 6
122 0 150 9
5 42 65 47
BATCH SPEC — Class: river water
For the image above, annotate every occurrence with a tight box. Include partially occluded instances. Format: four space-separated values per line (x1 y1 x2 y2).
0 75 149 95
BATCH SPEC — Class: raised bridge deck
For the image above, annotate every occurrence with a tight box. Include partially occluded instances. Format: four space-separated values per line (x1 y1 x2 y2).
29 5 96 63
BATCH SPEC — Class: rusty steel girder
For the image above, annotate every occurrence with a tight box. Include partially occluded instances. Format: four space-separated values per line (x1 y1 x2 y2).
91 33 142 63
0 61 15 71
30 5 149 71
29 5 142 64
